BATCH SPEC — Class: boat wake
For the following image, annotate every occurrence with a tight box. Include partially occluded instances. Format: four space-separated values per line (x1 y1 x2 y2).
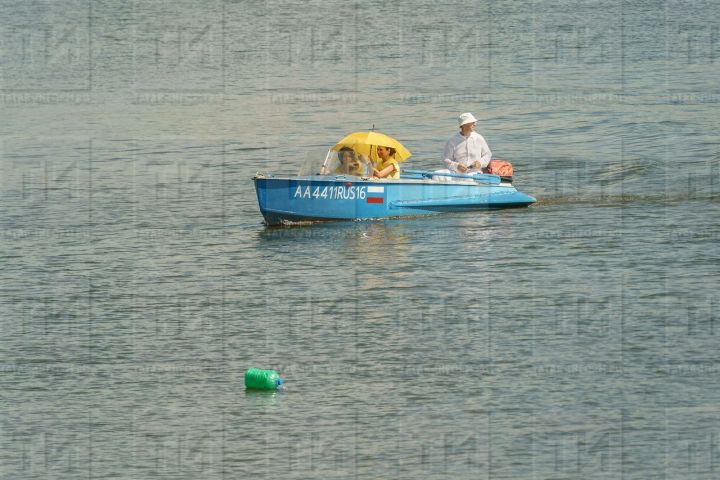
535 191 719 207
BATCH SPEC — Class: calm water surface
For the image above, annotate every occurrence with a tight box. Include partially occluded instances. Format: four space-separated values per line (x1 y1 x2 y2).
1 0 719 478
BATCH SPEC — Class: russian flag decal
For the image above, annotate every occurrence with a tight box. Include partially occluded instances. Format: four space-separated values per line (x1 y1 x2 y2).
366 185 385 204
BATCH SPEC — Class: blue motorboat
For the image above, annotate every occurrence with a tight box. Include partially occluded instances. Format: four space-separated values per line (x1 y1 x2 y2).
253 135 535 225
254 170 535 225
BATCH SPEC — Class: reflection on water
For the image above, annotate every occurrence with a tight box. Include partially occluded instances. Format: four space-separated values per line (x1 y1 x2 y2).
244 389 286 400
346 221 410 258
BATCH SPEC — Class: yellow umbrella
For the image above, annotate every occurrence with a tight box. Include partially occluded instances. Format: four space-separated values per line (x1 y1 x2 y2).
332 131 412 162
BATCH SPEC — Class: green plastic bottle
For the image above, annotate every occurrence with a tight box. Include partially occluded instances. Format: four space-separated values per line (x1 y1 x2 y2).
244 368 284 390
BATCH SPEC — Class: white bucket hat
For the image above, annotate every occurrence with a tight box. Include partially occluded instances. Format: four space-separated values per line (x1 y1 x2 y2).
458 112 478 126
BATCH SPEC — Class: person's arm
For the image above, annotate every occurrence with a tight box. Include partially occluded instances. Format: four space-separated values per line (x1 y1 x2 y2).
466 136 491 172
478 136 492 169
373 161 398 179
443 139 460 172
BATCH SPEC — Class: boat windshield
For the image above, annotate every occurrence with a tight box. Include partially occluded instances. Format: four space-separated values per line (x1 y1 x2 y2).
318 148 370 177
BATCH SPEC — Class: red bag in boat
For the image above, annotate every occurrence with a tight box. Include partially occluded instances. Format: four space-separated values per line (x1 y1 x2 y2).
486 159 513 177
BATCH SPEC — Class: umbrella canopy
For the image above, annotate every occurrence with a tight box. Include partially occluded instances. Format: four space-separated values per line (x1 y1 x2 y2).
332 131 412 162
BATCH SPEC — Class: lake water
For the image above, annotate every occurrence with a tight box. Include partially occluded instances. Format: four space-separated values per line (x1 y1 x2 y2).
1 0 719 478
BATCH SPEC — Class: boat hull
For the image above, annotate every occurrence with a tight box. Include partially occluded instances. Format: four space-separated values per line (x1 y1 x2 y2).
253 175 535 225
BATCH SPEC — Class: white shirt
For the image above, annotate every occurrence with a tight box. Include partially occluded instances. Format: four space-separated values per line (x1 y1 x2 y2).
443 131 492 173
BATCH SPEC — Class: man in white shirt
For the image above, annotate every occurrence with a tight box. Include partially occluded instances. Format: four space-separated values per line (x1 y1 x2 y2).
433 112 492 181
444 112 492 172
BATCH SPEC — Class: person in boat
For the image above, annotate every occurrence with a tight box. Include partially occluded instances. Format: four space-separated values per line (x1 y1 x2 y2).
434 112 492 180
371 145 400 179
335 147 365 176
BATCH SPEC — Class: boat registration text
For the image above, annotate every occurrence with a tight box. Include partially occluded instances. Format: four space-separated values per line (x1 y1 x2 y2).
293 185 367 200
